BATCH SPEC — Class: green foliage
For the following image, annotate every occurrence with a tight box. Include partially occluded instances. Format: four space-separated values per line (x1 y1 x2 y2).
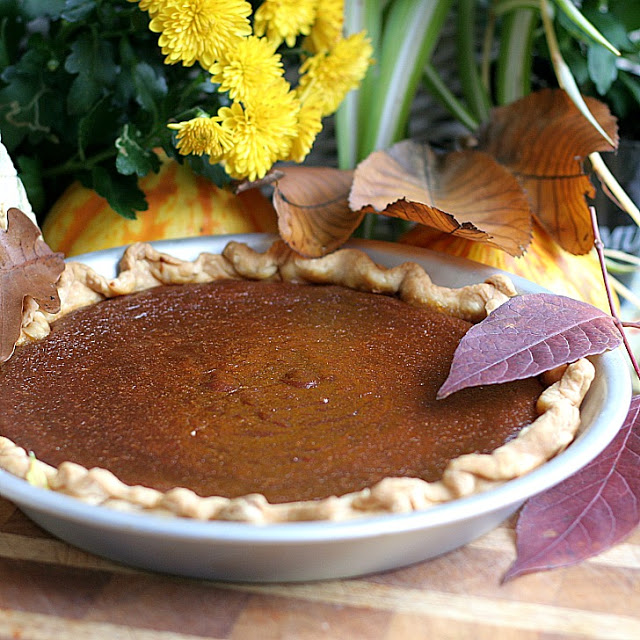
115 124 162 177
554 0 640 138
86 166 148 220
0 0 227 219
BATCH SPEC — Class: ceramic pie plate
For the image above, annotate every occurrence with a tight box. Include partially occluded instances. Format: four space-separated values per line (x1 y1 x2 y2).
0 234 631 583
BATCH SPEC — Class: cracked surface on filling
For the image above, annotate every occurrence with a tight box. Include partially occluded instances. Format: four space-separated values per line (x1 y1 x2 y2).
0 280 543 503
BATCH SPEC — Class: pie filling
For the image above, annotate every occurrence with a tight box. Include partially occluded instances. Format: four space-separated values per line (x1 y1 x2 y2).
0 279 543 504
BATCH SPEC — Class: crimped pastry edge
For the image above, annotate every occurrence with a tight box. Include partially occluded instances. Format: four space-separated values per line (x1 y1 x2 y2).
1 240 594 523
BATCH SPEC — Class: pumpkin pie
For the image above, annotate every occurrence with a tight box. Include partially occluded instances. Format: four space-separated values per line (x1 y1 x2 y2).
0 240 594 523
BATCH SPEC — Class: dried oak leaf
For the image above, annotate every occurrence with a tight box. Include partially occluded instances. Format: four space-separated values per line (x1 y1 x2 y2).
0 207 65 363
349 140 532 257
504 394 640 581
478 88 618 255
272 166 362 257
438 293 622 399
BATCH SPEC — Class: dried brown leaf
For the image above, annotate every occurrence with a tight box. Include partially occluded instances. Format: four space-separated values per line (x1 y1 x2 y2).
0 208 65 363
349 140 532 257
478 88 618 255
272 166 362 257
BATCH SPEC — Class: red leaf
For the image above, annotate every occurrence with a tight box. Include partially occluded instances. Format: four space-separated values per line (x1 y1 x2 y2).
503 395 640 581
438 293 622 398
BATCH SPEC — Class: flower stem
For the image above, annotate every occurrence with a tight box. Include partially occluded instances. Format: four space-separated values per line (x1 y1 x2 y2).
590 206 640 380
42 148 117 178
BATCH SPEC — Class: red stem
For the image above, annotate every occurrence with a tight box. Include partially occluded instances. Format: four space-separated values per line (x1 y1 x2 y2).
590 207 640 381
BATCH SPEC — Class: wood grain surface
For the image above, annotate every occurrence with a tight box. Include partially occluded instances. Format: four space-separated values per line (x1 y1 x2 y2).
0 495 638 640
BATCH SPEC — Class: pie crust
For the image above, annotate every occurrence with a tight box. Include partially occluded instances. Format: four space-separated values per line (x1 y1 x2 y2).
0 240 594 523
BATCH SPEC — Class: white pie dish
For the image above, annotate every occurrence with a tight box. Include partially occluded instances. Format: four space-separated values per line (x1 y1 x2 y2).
0 234 631 582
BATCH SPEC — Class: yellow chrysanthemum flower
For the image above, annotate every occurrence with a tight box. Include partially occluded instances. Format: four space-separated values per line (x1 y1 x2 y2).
210 36 283 103
254 0 318 48
285 97 323 163
149 0 252 68
129 0 169 18
298 31 373 117
168 116 232 161
304 0 344 53
218 80 300 181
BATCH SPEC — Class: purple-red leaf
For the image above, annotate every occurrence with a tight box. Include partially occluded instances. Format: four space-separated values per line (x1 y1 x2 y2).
503 395 640 581
438 293 622 398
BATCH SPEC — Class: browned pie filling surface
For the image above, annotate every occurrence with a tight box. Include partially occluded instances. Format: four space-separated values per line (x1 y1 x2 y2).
0 281 543 503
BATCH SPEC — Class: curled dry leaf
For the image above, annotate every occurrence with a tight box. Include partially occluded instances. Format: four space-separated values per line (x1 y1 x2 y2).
272 166 362 257
478 88 618 255
349 140 532 257
504 394 640 582
438 292 622 398
0 208 65 363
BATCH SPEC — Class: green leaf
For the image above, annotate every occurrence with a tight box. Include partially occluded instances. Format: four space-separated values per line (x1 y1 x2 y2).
21 0 65 19
616 72 640 136
493 0 540 15
583 5 634 52
112 41 137 107
422 62 479 131
16 155 45 214
457 0 491 120
338 0 383 169
186 154 231 188
115 124 161 177
0 13 24 67
619 72 640 104
496 7 538 105
2 44 49 80
610 1 640 32
553 0 620 55
64 31 116 78
89 166 147 220
541 0 616 147
588 44 618 95
77 95 118 155
62 0 97 22
132 62 168 114
360 0 454 157
67 76 102 116
0 0 19 17
65 33 117 114
562 46 590 85
0 48 55 150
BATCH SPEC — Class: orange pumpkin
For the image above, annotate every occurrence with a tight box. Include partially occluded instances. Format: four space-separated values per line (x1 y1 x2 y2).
401 222 614 312
43 155 278 257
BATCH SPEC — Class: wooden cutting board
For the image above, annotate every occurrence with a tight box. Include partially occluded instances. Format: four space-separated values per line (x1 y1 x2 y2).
0 495 638 640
